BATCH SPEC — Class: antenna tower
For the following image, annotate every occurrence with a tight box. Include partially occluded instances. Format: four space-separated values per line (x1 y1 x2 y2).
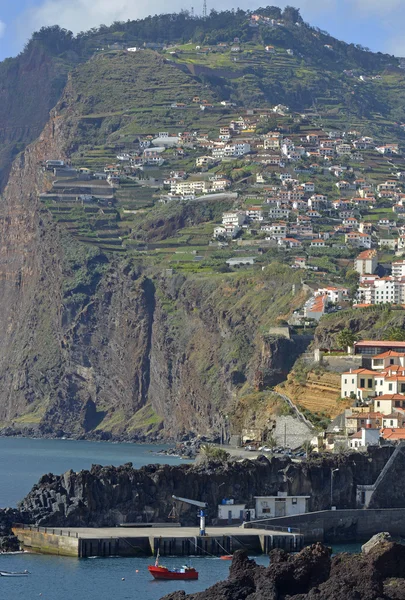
191 6 194 17
203 0 207 19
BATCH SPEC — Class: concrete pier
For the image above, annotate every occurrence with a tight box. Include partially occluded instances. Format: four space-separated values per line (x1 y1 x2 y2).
12 524 303 558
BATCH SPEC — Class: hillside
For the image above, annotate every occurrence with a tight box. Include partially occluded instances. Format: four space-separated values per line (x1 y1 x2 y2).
2 6 405 192
2 7 405 439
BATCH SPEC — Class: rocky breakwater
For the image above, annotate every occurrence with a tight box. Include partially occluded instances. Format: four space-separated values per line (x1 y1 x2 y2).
0 508 29 552
19 447 393 527
161 541 405 600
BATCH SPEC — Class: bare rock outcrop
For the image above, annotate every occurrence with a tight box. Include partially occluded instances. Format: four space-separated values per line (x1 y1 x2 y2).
18 448 395 527
160 542 405 600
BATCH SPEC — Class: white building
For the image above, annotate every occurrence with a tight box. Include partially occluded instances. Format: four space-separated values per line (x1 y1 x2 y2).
246 208 264 221
171 180 210 195
345 232 372 249
315 286 349 303
357 276 405 306
217 502 248 522
223 211 245 227
255 493 310 518
348 428 380 450
392 260 405 278
212 143 251 159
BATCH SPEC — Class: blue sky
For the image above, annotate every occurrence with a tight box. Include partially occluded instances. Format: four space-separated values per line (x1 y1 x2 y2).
0 0 404 61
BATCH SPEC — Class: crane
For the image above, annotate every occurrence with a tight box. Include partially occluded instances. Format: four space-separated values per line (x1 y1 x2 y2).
172 495 208 536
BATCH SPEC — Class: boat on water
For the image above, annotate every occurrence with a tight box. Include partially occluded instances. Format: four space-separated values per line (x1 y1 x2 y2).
0 570 30 577
220 555 233 560
148 551 198 580
148 565 198 580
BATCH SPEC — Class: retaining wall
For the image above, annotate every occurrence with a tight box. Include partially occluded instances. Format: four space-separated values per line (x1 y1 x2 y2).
245 509 405 543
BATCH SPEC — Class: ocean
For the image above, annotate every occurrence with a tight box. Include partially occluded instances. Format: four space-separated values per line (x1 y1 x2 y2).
0 437 190 508
0 437 361 600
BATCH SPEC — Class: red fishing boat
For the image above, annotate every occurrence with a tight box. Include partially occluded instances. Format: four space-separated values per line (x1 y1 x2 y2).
148 552 198 580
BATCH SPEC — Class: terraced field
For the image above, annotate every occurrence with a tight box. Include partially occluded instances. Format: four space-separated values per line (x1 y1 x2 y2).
276 371 351 420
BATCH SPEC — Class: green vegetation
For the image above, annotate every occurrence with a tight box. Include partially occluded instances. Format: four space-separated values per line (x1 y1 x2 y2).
336 329 357 350
199 444 230 462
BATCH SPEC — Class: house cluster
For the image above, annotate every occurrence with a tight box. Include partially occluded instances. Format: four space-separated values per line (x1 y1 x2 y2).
337 341 405 448
354 255 405 307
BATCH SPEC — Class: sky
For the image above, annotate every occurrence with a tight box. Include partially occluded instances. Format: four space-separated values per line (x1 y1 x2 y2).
0 0 405 61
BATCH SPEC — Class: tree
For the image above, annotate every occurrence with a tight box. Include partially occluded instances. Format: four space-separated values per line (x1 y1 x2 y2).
383 326 405 342
302 440 314 457
282 6 302 24
264 434 277 453
199 444 230 462
336 329 357 350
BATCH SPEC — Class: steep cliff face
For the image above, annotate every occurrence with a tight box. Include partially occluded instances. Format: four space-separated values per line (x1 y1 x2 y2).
0 51 311 440
0 41 79 189
0 113 307 438
18 447 393 526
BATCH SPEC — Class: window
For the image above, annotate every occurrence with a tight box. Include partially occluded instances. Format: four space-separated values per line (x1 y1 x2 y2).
344 378 347 384
377 401 381 407
390 359 395 365
390 420 394 426
292 498 297 505
360 378 365 388
389 384 393 391
352 379 355 384
262 508 271 514
395 401 400 407
367 379 373 389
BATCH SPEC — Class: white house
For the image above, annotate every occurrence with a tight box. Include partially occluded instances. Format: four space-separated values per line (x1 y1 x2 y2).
345 232 372 249
217 501 248 522
223 212 245 228
255 493 310 518
348 428 380 450
315 286 349 303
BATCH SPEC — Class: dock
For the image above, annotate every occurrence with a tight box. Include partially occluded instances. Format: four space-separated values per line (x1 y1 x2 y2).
12 524 304 557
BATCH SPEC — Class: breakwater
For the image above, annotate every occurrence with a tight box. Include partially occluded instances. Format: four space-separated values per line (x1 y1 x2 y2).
12 524 303 557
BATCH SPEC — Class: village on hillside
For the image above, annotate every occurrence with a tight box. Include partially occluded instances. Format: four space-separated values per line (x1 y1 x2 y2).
37 34 405 456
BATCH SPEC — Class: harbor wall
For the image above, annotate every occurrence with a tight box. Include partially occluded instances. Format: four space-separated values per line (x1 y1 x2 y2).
12 525 303 557
12 526 79 556
244 509 405 543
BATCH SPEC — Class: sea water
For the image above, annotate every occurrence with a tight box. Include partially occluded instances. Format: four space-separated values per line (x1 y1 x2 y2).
0 437 361 600
0 437 190 508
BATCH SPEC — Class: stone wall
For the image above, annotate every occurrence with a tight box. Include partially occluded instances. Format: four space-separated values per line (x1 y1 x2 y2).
246 508 405 543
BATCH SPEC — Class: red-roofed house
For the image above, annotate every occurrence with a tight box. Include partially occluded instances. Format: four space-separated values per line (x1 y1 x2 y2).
348 428 380 450
381 428 405 441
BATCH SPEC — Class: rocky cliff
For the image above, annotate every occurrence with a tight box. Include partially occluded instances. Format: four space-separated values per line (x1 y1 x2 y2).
0 75 308 439
18 448 393 526
160 543 405 600
0 39 80 189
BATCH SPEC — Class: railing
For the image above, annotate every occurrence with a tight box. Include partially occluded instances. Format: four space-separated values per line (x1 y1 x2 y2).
272 391 315 429
243 520 301 534
12 523 79 538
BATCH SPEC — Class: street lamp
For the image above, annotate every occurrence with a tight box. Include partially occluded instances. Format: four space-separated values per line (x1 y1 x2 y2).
330 468 339 509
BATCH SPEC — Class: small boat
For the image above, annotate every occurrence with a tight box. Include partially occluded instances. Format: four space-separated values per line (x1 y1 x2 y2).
148 565 198 580
220 555 233 560
0 570 30 577
148 551 198 580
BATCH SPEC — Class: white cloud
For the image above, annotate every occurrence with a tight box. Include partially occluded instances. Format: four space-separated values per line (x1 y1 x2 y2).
0 20 5 39
21 0 190 35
